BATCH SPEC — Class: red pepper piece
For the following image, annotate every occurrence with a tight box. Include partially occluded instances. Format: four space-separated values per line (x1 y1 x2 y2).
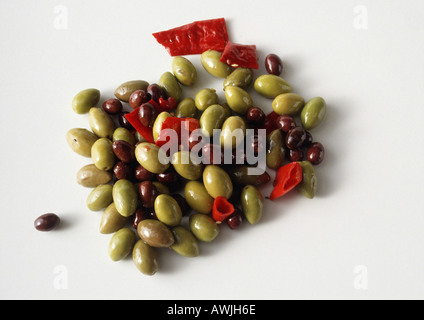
152 18 229 56
270 162 303 200
124 108 154 143
159 97 178 112
213 196 235 223
260 111 280 136
220 42 259 69
155 117 200 148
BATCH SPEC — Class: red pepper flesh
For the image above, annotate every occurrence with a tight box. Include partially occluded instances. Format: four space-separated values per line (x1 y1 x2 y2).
158 97 178 112
152 18 229 56
124 107 154 143
270 162 303 200
213 196 235 222
220 42 259 69
155 117 200 148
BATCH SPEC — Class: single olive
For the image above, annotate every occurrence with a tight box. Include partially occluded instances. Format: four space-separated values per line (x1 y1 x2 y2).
199 104 227 137
223 68 253 89
87 184 113 211
172 56 197 87
102 98 123 115
135 142 170 174
108 228 136 262
272 93 305 115
226 208 243 229
152 181 170 195
203 165 233 199
201 50 232 78
157 169 179 186
34 213 60 232
175 98 198 118
112 179 138 217
112 128 136 146
72 88 100 114
132 239 159 276
220 116 246 149
134 164 155 181
265 54 283 76
246 107 266 127
88 107 115 139
138 103 157 127
91 138 116 171
154 194 182 227
138 181 159 209
277 114 297 133
266 129 285 169
254 75 291 99
289 149 304 162
137 219 175 248
170 226 200 257
306 142 325 165
285 127 307 150
132 208 152 229
195 88 218 112
189 213 219 242
99 203 129 234
241 185 264 225
152 112 171 142
159 71 182 102
184 180 214 214
114 80 149 102
301 97 327 130
129 89 151 109
224 86 253 115
297 161 318 199
171 151 203 181
118 112 134 131
113 161 133 180
67 128 98 157
112 140 135 164
76 164 113 188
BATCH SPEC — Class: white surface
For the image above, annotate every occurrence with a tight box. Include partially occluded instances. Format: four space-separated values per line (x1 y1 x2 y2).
1 0 423 300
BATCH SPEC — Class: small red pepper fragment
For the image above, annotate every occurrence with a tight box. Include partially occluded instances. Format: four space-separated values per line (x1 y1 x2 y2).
155 117 200 148
260 111 280 136
212 196 235 223
220 42 259 69
158 97 178 112
124 107 154 143
270 162 303 200
152 18 229 56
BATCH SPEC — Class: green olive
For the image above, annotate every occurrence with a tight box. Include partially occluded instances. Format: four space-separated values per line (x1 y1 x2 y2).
241 185 264 225
76 164 113 188
189 213 219 242
154 194 182 227
172 57 197 87
175 98 198 118
159 71 182 102
184 181 214 214
297 161 318 199
272 93 305 115
137 219 175 248
112 179 138 217
67 128 98 157
224 86 253 115
266 129 285 169
132 239 159 276
170 226 200 257
113 127 136 145
201 50 232 78
171 151 203 181
88 107 115 139
114 80 149 102
99 203 128 234
300 97 327 130
203 165 233 199
91 138 116 171
195 88 218 112
199 104 227 137
254 74 291 99
223 68 253 89
72 88 100 114
152 181 170 195
220 116 246 149
135 142 170 174
108 228 136 262
152 111 171 142
86 184 113 211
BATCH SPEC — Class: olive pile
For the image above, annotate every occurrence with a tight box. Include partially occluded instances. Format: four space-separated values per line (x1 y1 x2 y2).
66 51 326 276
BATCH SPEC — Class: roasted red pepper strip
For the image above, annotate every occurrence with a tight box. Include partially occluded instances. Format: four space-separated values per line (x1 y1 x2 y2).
212 196 235 223
158 97 178 112
155 117 200 147
270 162 303 200
152 18 229 56
220 42 259 69
124 107 154 143
260 111 280 136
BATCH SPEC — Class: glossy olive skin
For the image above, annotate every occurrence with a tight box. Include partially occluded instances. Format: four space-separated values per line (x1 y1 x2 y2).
108 228 136 262
195 88 218 112
137 219 175 248
34 213 60 232
114 80 149 102
301 97 327 130
203 165 233 199
171 151 203 181
184 181 214 214
132 239 159 276
99 203 128 234
72 88 100 114
254 75 291 99
241 185 264 225
91 138 116 171
154 194 182 227
152 111 171 142
307 142 325 165
138 181 158 208
129 89 151 109
172 57 197 87
201 50 232 78
266 129 285 169
272 93 305 115
246 107 266 126
171 226 200 257
220 116 246 149
159 71 182 102
265 54 283 76
77 164 113 188
189 214 219 242
102 98 123 115
67 128 98 157
285 127 307 150
297 161 318 199
228 166 271 186
112 179 138 217
112 128 136 146
223 68 253 89
135 142 170 174
88 107 115 139
87 184 113 211
200 104 227 137
175 98 198 118
224 86 253 115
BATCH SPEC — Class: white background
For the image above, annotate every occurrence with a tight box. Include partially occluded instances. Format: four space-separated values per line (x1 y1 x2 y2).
1 0 423 300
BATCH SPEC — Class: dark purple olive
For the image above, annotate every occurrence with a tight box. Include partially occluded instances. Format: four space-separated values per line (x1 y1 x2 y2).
277 115 296 133
246 107 266 127
288 149 304 162
112 140 135 164
34 213 60 232
157 170 179 186
134 165 155 181
285 127 306 150
146 84 166 103
303 130 313 147
138 103 157 127
138 181 159 209
132 208 151 229
265 54 283 76
113 161 133 180
102 98 123 115
129 90 151 109
307 142 325 165
118 112 134 130
226 208 243 229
